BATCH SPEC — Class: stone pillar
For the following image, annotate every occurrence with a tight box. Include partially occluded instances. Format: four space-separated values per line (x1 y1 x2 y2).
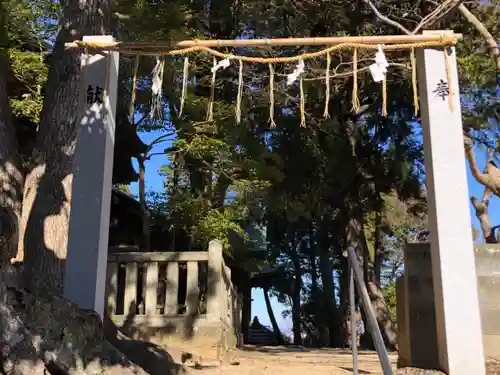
63 36 119 320
475 244 500 360
207 239 224 321
400 244 439 369
395 276 411 367
416 30 485 374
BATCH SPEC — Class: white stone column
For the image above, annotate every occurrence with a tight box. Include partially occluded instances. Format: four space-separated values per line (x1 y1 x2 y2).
207 239 224 321
63 36 119 320
417 30 485 375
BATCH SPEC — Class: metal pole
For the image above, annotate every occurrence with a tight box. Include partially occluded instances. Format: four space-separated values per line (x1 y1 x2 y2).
348 248 393 375
349 262 359 375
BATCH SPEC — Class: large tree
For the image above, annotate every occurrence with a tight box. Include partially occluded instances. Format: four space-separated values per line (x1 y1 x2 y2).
18 0 113 294
0 1 23 264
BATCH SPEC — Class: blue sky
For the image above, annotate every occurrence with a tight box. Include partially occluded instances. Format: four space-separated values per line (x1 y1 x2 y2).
128 130 500 334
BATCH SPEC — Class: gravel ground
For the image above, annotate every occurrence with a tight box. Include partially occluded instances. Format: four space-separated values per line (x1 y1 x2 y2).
395 358 500 375
487 359 500 375
396 369 445 375
191 346 500 375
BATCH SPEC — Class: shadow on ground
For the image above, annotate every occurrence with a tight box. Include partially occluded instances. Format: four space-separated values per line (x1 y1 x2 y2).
240 345 382 356
104 315 188 375
339 367 372 374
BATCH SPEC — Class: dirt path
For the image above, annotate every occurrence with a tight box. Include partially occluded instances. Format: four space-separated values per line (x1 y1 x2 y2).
192 346 398 375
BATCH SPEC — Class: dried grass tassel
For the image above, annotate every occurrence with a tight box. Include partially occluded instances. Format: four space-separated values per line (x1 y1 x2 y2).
268 63 276 128
129 55 140 123
443 47 454 112
206 57 217 121
410 48 419 117
235 60 243 124
351 48 360 113
323 52 331 119
179 56 189 118
381 76 388 117
299 73 306 127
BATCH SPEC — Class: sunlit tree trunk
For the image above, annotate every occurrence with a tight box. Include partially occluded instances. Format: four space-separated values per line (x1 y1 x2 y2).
19 0 112 295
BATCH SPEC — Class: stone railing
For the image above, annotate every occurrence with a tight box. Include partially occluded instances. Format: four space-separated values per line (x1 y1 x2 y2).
105 240 243 350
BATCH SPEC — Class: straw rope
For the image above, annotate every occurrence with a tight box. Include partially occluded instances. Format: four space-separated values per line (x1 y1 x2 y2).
268 64 276 128
206 57 217 121
351 48 360 113
299 73 306 127
236 60 244 124
443 47 454 112
381 77 388 117
75 35 459 126
323 52 331 119
409 48 419 117
129 55 140 122
179 56 189 117
71 39 458 63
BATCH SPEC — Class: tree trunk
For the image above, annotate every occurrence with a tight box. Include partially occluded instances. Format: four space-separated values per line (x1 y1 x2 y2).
263 285 284 345
241 278 251 344
318 221 340 347
292 254 302 345
338 255 350 348
0 3 23 265
138 156 150 251
309 232 321 343
318 245 337 346
374 210 383 280
348 212 398 349
19 0 112 295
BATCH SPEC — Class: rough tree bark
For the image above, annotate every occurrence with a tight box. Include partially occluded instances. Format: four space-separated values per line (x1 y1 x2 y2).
347 213 398 349
18 0 112 295
0 2 23 265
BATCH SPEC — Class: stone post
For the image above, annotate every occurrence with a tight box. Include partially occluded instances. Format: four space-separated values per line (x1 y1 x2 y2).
207 239 224 321
63 36 119 320
416 30 485 374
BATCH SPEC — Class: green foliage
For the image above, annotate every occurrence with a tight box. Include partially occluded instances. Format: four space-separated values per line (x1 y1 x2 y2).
115 184 133 195
9 48 47 123
198 209 246 251
383 281 397 322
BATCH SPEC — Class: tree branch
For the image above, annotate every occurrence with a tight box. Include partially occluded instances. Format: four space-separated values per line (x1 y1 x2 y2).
361 0 411 35
113 12 131 20
411 0 464 35
463 133 493 189
471 187 497 243
457 4 500 73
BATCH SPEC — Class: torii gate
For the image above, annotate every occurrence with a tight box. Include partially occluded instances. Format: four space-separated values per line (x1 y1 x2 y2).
61 31 485 375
